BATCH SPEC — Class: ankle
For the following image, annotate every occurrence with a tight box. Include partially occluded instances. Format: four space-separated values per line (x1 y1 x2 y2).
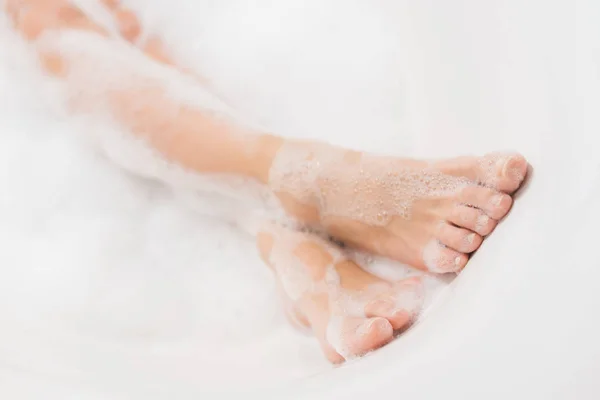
265 138 343 225
250 134 285 184
266 138 372 226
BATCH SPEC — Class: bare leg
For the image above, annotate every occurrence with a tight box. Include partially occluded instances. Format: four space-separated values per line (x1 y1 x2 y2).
4 0 530 362
5 0 280 182
5 0 528 273
99 2 531 275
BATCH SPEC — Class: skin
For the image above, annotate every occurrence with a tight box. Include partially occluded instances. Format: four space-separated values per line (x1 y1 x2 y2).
4 0 528 362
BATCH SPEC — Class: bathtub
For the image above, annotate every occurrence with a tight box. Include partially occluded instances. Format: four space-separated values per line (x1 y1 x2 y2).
1 0 599 399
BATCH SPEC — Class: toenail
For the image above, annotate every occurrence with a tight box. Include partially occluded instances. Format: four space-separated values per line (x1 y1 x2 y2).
476 214 489 229
502 158 525 182
508 166 524 182
466 233 476 244
455 256 462 267
492 194 504 207
358 319 379 336
501 158 511 177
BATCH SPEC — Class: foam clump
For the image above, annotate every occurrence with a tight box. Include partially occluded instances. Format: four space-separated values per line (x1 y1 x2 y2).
269 141 471 226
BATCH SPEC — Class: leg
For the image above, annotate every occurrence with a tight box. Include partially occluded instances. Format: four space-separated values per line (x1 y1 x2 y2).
257 224 423 363
5 0 281 183
5 0 528 273
4 0 529 363
90 2 532 274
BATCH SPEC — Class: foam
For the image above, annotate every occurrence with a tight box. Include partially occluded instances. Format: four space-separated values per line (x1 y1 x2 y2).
422 239 459 273
325 316 352 360
36 28 290 234
392 280 425 316
0 0 444 393
257 223 427 361
325 270 425 360
269 142 472 226
474 152 525 188
264 227 320 301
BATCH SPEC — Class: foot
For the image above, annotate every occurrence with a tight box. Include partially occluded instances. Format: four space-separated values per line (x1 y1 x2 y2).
95 1 529 274
269 141 528 273
257 225 423 363
99 0 206 82
5 0 185 72
5 0 112 79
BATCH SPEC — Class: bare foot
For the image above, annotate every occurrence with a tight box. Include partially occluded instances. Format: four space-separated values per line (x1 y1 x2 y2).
68 1 529 275
270 142 528 273
98 0 207 82
257 225 423 363
97 1 529 274
89 4 426 362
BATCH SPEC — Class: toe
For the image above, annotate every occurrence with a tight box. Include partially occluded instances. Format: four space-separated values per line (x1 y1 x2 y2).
349 317 394 355
8 0 105 39
5 0 41 35
4 0 18 22
326 316 394 360
447 204 497 236
101 0 141 42
422 240 468 273
437 152 527 193
476 152 528 192
101 0 121 10
500 153 528 191
458 186 512 220
437 222 482 253
364 277 423 330
364 299 411 330
12 5 55 40
436 222 483 253
114 8 141 42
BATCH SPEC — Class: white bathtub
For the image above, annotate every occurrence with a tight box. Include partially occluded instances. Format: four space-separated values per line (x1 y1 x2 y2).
1 0 599 398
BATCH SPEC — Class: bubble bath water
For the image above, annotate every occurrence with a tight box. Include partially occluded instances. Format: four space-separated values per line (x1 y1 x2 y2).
0 0 449 394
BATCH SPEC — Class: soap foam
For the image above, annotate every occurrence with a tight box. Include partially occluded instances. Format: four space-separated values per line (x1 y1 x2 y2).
270 142 471 227
0 0 449 393
422 239 458 273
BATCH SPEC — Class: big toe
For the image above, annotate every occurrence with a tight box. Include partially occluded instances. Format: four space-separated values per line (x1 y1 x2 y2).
364 277 424 330
326 316 394 362
439 152 528 193
477 152 528 193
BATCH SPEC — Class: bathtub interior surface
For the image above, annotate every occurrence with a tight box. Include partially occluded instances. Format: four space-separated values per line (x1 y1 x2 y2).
287 1 600 399
0 0 599 399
